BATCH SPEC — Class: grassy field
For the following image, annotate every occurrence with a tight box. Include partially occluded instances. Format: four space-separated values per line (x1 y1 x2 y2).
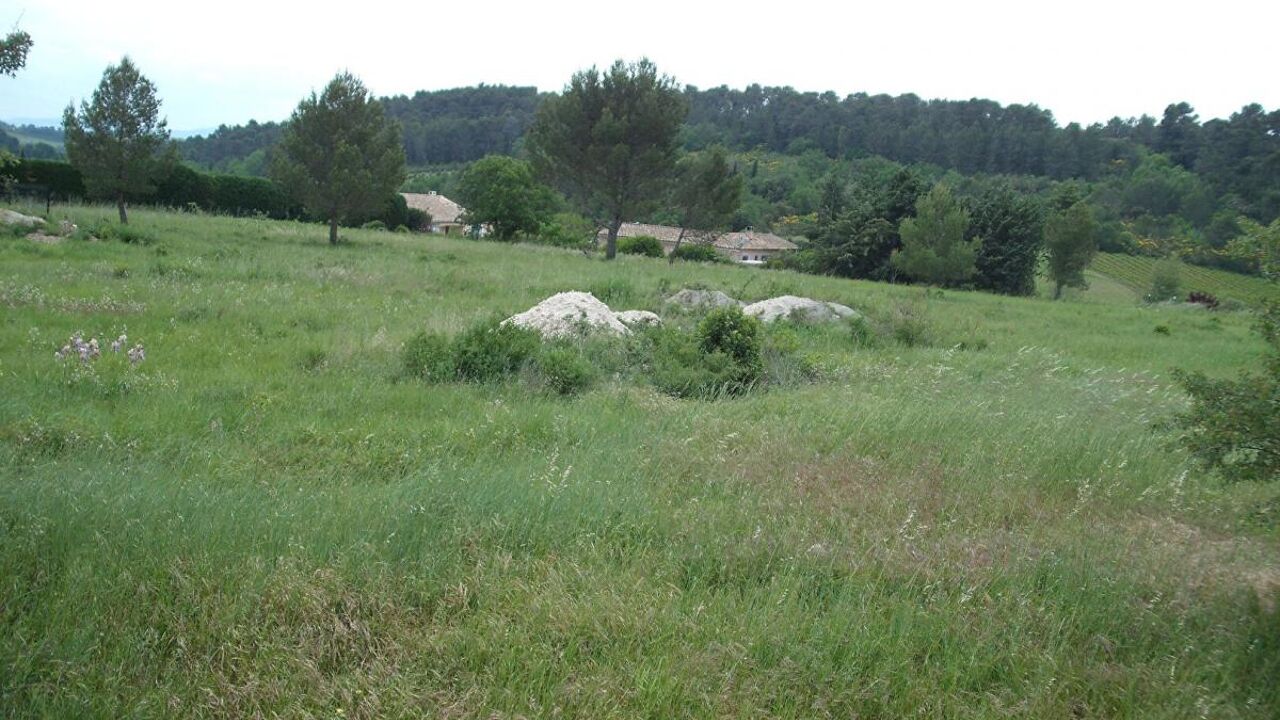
1090 253 1278 306
2 203 1278 718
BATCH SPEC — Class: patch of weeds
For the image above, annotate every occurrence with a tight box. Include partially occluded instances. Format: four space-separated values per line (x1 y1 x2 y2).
954 337 990 351
889 302 934 347
175 305 212 323
848 315 881 348
297 347 328 373
1154 324 1171 336
587 277 636 306
290 313 332 332
151 261 200 280
111 265 131 279
0 418 86 458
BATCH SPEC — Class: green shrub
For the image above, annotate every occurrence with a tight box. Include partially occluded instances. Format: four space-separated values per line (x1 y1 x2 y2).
401 331 455 381
698 306 762 374
649 327 747 399
1169 303 1280 482
535 346 596 395
394 225 410 234
451 318 541 383
617 235 665 258
361 220 387 231
646 308 764 398
1146 257 1183 303
670 243 727 263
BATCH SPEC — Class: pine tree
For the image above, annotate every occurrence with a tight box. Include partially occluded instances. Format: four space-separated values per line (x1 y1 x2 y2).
63 57 171 224
271 72 406 245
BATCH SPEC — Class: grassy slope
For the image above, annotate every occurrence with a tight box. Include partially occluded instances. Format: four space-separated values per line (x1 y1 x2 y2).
1090 253 1279 305
2 204 1278 719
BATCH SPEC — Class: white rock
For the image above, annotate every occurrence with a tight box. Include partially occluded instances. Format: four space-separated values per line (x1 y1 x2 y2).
664 288 743 310
614 310 662 327
505 291 630 339
743 295 861 324
1 209 43 227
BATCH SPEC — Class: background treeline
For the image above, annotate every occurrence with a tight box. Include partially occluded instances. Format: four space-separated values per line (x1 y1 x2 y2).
166 85 1279 228
0 122 64 160
6 158 423 229
178 85 541 172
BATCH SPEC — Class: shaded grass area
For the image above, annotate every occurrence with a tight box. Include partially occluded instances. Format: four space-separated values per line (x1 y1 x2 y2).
1 203 1278 718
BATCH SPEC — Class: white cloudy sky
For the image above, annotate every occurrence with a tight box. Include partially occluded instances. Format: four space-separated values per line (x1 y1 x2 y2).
3 0 1276 132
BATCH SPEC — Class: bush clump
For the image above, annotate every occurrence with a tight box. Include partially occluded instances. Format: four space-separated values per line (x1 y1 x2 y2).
402 317 541 384
361 220 387 231
1146 257 1183 303
401 331 455 382
1169 302 1280 482
534 345 597 396
452 319 541 383
617 235 665 258
670 243 727 263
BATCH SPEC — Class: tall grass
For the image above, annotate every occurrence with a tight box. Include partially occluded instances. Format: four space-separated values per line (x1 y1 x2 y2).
1 203 1277 718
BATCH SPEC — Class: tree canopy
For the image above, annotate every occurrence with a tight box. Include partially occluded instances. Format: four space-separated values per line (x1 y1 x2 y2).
527 58 686 259
62 57 171 224
271 72 406 244
892 185 981 286
1044 201 1099 299
455 155 556 240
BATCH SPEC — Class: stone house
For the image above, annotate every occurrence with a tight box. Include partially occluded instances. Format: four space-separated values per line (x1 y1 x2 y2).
401 191 470 235
606 222 797 265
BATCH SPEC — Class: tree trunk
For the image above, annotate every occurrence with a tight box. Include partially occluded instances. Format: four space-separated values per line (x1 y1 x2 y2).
329 217 339 245
668 227 687 265
605 219 620 260
1053 280 1063 300
117 192 128 224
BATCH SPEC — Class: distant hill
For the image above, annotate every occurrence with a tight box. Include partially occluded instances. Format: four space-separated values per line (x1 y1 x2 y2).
0 122 64 159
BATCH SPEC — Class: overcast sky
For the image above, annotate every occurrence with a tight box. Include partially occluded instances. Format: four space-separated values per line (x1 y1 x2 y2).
3 0 1277 133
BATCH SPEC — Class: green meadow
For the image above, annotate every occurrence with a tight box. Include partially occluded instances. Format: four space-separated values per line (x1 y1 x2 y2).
2 204 1278 718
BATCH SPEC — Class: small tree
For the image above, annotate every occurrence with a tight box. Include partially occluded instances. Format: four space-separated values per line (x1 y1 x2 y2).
891 185 981 286
62 57 171 224
271 72 405 245
1044 201 1098 299
526 58 686 259
1146 257 1183 302
667 145 742 264
455 155 555 240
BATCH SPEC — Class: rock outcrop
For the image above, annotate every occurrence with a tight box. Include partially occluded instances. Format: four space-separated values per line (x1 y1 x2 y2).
664 288 743 310
505 292 631 339
743 295 860 324
614 310 662 327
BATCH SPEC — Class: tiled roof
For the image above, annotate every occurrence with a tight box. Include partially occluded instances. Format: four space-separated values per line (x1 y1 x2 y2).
401 192 466 224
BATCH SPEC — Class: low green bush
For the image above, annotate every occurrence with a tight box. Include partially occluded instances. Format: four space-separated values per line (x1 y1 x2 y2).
671 243 727 263
698 306 762 375
361 220 387 231
401 331 455 381
618 235 664 258
450 318 541 384
535 345 596 396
